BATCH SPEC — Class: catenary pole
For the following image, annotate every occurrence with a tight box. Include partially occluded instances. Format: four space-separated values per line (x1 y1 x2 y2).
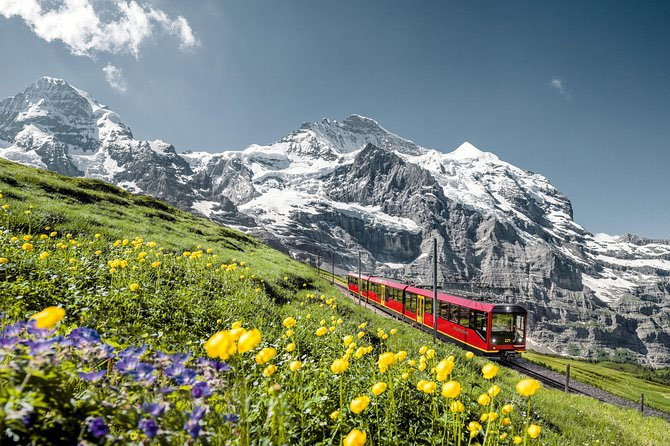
433 238 438 342
358 250 362 305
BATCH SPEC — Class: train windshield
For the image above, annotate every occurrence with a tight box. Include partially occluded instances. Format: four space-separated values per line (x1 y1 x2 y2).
491 313 525 345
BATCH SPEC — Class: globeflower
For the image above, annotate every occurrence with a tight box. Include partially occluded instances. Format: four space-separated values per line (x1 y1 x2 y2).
421 381 436 394
204 330 236 360
289 360 302 372
31 306 66 329
527 424 541 439
238 328 261 353
344 428 367 446
371 382 387 396
39 252 50 260
283 317 297 328
331 358 349 374
477 393 491 406
435 359 454 381
285 342 296 353
465 351 475 360
377 352 397 373
488 384 501 397
0 258 8 264
343 335 354 346
481 363 499 380
441 380 461 399
263 364 277 377
450 400 465 413
395 350 407 361
516 378 541 397
468 421 482 435
316 326 328 336
255 347 276 365
419 345 428 355
129 283 140 292
502 404 514 414
330 410 340 420
22 243 34 251
349 395 370 414
426 348 435 359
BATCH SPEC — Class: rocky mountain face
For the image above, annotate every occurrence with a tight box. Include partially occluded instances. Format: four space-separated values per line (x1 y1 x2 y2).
2 77 669 366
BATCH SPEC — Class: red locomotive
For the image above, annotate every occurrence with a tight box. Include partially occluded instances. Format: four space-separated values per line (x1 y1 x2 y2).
346 273 527 356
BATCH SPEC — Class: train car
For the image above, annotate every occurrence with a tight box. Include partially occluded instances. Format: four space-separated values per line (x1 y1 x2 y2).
346 272 527 357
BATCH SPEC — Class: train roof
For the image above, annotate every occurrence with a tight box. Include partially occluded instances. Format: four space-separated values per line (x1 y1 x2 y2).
347 272 526 313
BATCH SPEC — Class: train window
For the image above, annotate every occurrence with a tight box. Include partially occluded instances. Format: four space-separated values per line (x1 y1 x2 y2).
407 293 417 313
492 314 514 332
470 311 487 339
424 297 433 315
515 314 525 343
459 307 470 327
449 304 459 323
439 302 449 319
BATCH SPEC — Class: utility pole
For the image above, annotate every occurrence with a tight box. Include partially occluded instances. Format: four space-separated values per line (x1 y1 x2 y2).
317 253 320 277
331 249 335 284
565 364 570 392
433 238 438 343
358 250 362 305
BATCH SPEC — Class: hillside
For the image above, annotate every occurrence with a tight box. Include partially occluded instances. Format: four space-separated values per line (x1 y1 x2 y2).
1 78 669 367
0 158 667 445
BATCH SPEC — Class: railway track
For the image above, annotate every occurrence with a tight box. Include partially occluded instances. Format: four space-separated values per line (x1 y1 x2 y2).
329 279 670 421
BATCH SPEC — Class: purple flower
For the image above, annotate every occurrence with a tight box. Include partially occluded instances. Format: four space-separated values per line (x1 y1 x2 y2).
26 320 50 338
24 339 55 355
139 418 158 438
0 336 19 350
224 413 239 423
69 327 101 346
88 417 108 438
197 357 231 372
142 402 167 418
184 418 201 439
99 343 116 359
1 322 24 337
166 362 197 385
115 355 139 373
78 370 106 383
132 362 156 384
159 386 175 395
118 344 146 358
191 381 212 399
191 406 206 421
164 361 185 377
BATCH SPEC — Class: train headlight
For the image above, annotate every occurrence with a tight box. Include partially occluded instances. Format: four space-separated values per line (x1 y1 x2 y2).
492 338 497 344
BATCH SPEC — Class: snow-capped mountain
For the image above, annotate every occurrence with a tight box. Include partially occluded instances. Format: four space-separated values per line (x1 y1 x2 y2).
2 77 669 366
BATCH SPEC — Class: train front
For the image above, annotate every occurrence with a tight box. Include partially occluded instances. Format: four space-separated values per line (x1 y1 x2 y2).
489 305 527 356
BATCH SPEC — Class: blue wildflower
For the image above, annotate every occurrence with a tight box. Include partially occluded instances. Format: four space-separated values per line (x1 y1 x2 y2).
1 322 24 337
115 355 139 373
78 370 106 383
118 344 146 358
24 339 55 355
139 418 158 438
224 413 239 423
132 362 156 384
88 417 109 438
0 336 19 350
69 327 101 346
142 402 167 418
191 381 212 399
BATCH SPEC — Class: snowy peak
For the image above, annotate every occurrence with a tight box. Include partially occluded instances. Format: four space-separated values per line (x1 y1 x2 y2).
446 141 500 163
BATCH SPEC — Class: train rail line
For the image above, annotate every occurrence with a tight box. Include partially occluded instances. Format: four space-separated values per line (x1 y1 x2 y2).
329 280 670 422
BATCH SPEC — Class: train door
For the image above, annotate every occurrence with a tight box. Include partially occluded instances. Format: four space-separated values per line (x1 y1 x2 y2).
417 295 425 324
380 285 386 305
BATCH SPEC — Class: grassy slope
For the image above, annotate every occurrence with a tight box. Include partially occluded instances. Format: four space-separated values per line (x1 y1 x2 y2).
524 352 670 413
1 158 668 445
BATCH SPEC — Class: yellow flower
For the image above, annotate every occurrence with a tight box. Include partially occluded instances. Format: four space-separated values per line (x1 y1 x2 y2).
289 360 302 372
441 380 461 399
329 410 340 420
481 363 499 380
283 317 297 328
22 243 34 251
50 231 58 237
1 204 8 210
421 381 436 394
401 372 409 380
450 400 465 413
371 382 387 396
95 233 102 239
39 252 50 260
419 345 428 355
435 359 454 381
231 321 242 329
465 351 475 360
255 347 276 365
418 362 427 371
477 393 491 406
357 331 365 339
316 326 328 336
285 342 296 352
426 348 435 359
527 424 541 439
502 404 514 414
263 364 277 377
230 327 247 341
30 306 66 329
358 322 367 329
23 235 33 241
0 257 8 264
480 413 488 422
488 411 498 422
513 436 523 444
349 395 370 414
468 421 482 433
129 283 140 292
500 432 508 440
343 429 367 446
502 417 511 426
377 352 397 373
343 335 354 346
395 350 407 361
331 358 349 374
205 330 237 360
390 328 397 335
488 384 501 397
151 261 161 268
238 328 262 353
516 378 541 397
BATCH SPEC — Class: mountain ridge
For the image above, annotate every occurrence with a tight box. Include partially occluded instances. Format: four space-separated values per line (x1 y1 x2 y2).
1 76 669 366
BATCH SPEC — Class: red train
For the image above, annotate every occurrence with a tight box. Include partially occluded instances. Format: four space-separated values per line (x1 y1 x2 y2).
346 273 527 357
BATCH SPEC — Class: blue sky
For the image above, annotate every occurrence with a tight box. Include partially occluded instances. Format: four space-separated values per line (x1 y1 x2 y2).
1 1 669 238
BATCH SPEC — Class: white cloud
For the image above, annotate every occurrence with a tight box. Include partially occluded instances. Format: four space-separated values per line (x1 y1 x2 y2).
0 0 200 57
102 63 127 92
549 78 570 99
